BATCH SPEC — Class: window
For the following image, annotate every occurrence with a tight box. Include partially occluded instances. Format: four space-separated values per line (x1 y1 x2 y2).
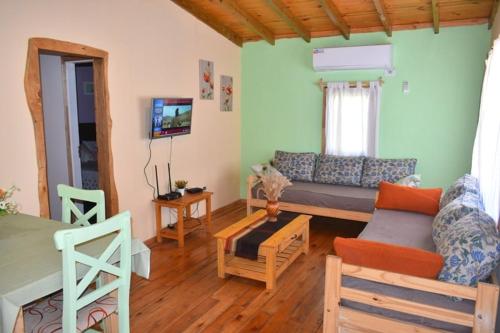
323 81 381 157
471 39 500 224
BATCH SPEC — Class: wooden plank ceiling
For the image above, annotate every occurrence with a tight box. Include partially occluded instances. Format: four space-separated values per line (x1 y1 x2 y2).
172 0 499 46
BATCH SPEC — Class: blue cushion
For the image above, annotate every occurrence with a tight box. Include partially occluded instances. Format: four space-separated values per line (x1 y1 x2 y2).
360 158 417 188
440 174 481 209
432 192 484 245
313 155 364 186
273 151 316 182
437 210 500 287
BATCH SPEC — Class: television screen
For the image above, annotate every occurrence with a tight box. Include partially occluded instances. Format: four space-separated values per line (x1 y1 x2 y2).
151 98 193 139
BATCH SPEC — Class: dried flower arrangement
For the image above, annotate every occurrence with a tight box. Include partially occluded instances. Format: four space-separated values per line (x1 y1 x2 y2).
253 166 292 221
0 185 20 216
256 173 292 202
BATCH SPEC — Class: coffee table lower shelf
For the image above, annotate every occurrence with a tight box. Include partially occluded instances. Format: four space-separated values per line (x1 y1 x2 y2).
223 240 305 286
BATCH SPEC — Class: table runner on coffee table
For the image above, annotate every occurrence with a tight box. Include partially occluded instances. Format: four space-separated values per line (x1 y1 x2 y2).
224 212 298 260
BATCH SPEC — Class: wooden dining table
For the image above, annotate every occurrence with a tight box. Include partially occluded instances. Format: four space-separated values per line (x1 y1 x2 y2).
0 213 150 333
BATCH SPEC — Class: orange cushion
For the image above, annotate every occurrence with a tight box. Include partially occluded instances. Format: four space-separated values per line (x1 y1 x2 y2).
375 181 442 216
333 237 444 279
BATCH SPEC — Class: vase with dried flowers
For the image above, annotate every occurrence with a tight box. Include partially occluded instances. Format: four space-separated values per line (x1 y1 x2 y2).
255 171 292 222
0 185 20 216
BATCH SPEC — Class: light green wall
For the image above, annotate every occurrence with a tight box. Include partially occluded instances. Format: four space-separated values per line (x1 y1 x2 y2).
241 25 490 196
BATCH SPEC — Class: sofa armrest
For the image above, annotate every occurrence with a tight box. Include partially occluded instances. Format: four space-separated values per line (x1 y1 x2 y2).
246 175 258 216
247 175 257 198
324 255 499 332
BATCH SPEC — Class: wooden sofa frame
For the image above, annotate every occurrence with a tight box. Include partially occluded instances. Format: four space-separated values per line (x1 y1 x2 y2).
323 255 500 333
246 175 373 222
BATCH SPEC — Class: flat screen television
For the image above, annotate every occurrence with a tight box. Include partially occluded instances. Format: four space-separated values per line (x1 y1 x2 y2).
150 98 193 139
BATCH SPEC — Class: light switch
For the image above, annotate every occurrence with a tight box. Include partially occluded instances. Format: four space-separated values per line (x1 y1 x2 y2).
402 81 410 95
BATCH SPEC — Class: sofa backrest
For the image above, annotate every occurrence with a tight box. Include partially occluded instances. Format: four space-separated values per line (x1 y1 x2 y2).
272 151 417 189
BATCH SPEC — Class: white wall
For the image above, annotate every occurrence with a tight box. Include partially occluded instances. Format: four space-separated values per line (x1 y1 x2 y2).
39 54 69 221
0 0 241 240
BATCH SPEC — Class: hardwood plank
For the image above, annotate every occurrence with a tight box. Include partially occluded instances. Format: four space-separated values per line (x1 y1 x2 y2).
261 215 311 248
216 0 275 45
170 0 243 46
264 0 311 42
164 296 219 332
239 310 272 332
372 0 392 36
185 299 236 332
248 198 372 222
317 0 351 39
338 308 445 333
323 256 341 332
489 0 500 29
341 287 474 327
341 262 478 300
431 0 440 34
214 209 267 239
473 282 500 332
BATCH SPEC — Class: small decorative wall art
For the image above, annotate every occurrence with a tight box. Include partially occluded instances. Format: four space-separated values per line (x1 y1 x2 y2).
220 75 233 112
199 60 214 100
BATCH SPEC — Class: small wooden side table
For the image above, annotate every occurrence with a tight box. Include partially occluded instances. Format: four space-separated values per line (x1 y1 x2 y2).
153 191 213 247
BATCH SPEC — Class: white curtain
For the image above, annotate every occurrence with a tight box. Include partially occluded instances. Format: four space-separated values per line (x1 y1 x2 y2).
325 81 381 156
471 38 500 224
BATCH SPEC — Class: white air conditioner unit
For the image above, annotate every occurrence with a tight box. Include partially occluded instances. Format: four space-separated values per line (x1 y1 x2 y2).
313 44 394 74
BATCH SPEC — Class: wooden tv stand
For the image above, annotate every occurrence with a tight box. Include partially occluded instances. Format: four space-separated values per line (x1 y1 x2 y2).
153 191 212 247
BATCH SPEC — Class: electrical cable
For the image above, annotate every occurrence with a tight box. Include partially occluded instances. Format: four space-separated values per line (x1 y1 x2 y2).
143 136 156 200
169 136 173 166
168 202 202 228
167 136 175 227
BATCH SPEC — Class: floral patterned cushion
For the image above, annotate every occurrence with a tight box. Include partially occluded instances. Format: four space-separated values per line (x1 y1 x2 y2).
313 155 365 186
396 174 421 188
24 291 117 333
432 192 484 245
437 210 500 287
273 151 317 182
360 158 417 188
440 174 481 209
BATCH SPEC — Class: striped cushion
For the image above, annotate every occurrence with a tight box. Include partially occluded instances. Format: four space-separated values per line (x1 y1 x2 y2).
23 291 117 333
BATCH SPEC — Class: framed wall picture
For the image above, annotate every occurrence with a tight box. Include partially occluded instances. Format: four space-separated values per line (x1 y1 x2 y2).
199 60 214 100
220 75 233 112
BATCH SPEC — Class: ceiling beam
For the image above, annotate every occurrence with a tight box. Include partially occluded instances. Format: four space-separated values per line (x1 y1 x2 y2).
317 0 350 40
431 0 440 34
489 0 499 29
216 0 275 45
264 0 311 42
372 0 392 37
170 0 243 46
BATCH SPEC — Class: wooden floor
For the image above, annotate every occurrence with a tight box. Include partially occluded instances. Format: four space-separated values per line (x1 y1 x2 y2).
130 201 366 333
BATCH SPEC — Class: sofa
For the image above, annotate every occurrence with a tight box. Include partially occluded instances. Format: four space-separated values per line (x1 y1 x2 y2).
324 175 500 332
247 151 417 222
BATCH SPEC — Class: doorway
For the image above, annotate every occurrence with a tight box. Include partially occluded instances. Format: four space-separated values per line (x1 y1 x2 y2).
65 60 99 214
25 38 118 219
39 56 100 220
